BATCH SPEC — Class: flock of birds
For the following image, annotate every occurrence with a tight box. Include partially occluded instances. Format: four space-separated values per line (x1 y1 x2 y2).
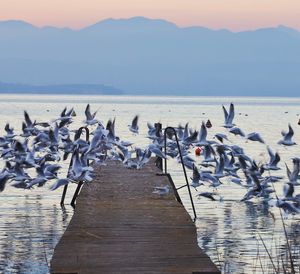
164 103 300 216
0 103 299 215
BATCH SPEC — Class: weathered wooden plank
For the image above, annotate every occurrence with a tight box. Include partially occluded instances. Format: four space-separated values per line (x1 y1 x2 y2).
51 159 220 274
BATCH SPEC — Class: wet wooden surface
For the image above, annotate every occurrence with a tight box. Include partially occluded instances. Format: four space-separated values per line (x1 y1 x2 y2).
51 160 221 274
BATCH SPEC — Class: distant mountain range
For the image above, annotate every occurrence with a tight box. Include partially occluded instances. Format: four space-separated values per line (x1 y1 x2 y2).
1 17 300 96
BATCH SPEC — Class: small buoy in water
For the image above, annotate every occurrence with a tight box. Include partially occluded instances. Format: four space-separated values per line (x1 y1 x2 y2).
298 119 300 125
206 119 212 128
195 147 202 156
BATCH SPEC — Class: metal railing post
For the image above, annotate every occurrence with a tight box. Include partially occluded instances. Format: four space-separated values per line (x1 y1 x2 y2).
60 126 89 207
163 127 197 221
70 127 90 208
154 122 163 170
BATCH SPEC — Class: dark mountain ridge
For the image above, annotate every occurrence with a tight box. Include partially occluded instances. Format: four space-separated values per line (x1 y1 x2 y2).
0 17 300 96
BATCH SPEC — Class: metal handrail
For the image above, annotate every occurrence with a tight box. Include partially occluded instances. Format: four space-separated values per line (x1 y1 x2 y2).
60 126 90 207
164 126 197 221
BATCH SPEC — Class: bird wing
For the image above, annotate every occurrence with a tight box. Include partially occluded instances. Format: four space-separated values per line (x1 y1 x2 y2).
192 164 200 180
285 163 292 181
199 122 207 142
131 115 139 128
222 105 228 123
85 104 93 120
284 124 294 141
60 107 67 117
271 152 281 167
50 178 69 191
267 146 275 163
24 111 33 126
183 123 189 140
227 103 235 124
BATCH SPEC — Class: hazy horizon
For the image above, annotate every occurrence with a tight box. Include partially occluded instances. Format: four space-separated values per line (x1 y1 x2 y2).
0 16 300 33
1 0 300 31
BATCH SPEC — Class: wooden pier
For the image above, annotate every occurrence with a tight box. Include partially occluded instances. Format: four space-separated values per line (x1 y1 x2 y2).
51 160 220 274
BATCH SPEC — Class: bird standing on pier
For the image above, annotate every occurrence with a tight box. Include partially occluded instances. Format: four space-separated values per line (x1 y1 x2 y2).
152 185 170 196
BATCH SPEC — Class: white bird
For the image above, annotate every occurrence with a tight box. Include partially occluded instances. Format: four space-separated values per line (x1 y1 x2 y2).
229 127 245 137
278 124 296 146
128 115 139 134
50 178 70 191
286 158 300 184
55 107 74 127
246 132 264 144
190 164 203 188
263 146 280 170
0 170 14 192
152 185 170 196
23 110 37 135
214 133 229 143
222 103 235 128
194 122 209 146
201 145 216 164
276 199 300 214
214 155 225 178
283 182 294 200
84 104 98 125
148 144 167 159
4 123 16 139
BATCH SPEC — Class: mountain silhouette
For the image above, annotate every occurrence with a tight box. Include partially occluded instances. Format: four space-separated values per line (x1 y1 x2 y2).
0 17 300 96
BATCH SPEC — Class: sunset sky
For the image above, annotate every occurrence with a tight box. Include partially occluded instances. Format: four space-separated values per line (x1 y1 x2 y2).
1 0 300 31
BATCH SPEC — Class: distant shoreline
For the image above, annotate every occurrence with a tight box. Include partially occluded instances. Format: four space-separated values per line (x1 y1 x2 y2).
0 82 123 95
0 90 122 95
0 91 299 100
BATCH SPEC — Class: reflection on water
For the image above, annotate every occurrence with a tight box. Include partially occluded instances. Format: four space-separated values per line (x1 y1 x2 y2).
0 94 300 273
0 188 75 274
173 173 300 273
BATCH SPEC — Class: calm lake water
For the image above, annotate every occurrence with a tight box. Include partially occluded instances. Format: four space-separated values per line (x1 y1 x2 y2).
0 94 300 274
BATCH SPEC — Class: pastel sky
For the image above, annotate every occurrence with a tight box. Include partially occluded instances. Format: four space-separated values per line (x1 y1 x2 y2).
1 0 300 31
